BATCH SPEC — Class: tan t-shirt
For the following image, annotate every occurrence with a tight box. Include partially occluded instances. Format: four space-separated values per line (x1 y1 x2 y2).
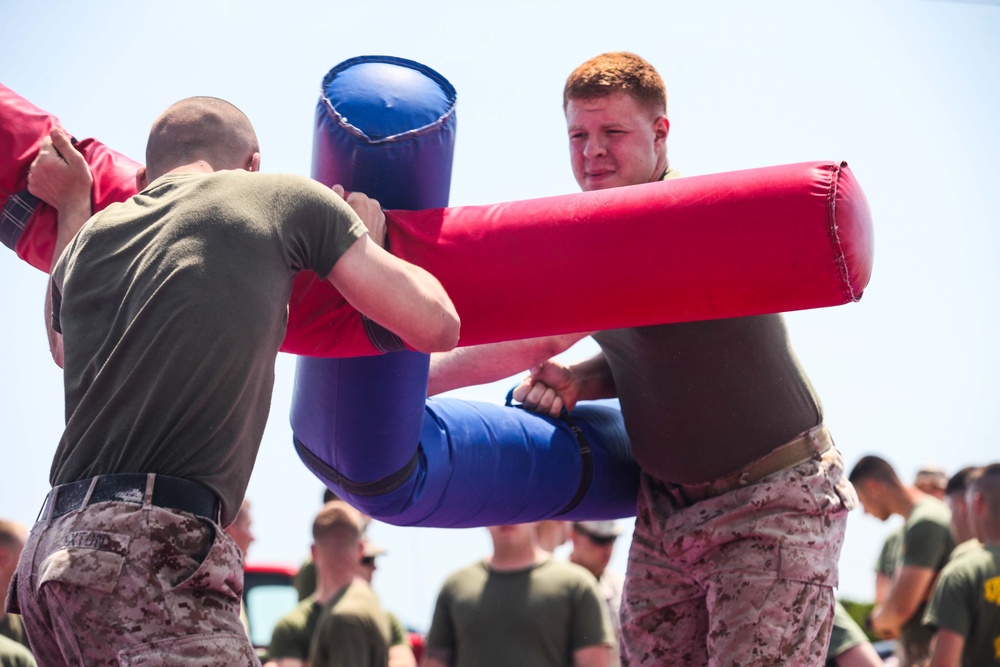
50 170 365 524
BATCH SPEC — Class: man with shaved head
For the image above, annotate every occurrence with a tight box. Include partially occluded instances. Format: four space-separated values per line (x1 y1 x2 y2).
10 96 459 665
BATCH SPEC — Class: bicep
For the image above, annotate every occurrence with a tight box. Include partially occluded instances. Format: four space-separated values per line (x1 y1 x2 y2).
327 235 457 352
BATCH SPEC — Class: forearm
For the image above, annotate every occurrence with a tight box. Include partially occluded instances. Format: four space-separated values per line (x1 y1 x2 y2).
428 333 587 395
566 352 616 401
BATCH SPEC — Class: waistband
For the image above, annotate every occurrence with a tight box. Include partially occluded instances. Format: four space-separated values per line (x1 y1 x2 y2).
663 424 832 508
39 473 221 524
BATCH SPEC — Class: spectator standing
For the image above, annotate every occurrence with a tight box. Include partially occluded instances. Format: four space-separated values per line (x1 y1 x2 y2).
266 501 389 667
570 521 624 667
923 463 1000 666
943 467 981 561
850 456 955 666
0 522 28 649
422 522 612 667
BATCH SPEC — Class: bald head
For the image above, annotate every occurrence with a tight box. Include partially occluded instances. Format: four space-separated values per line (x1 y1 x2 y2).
144 96 259 182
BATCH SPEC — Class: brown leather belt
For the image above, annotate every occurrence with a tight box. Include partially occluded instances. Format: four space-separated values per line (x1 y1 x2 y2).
665 424 832 507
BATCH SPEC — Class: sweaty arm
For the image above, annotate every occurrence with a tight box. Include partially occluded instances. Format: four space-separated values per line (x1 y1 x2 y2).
927 628 964 667
327 189 459 354
28 129 94 368
870 564 938 637
428 333 589 396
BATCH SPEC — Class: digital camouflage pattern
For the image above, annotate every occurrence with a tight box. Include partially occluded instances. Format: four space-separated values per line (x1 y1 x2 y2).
10 496 258 666
620 428 857 667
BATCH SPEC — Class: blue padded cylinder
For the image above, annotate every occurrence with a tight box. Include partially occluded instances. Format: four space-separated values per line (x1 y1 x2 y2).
291 55 639 527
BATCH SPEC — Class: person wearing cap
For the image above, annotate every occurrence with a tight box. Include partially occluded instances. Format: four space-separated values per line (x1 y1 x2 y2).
914 466 949 500
356 540 418 667
358 539 387 583
570 521 625 667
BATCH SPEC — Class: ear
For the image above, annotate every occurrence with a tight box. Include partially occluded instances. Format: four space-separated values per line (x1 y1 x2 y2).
135 166 149 192
247 152 261 173
653 115 669 147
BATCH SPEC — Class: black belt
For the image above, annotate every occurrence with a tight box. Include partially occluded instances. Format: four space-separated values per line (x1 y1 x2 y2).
41 473 221 523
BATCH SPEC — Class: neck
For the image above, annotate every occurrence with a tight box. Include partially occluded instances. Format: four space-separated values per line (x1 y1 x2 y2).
490 545 546 572
163 161 216 177
314 564 357 605
894 486 925 519
569 553 602 579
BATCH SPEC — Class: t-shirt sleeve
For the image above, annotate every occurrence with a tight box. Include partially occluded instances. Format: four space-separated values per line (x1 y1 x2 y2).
276 176 367 281
570 574 614 650
424 583 457 654
903 520 951 570
386 610 409 647
827 602 868 659
922 560 972 635
265 615 309 661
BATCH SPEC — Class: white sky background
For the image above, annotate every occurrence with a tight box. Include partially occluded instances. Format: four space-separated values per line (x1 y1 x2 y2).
2 0 998 632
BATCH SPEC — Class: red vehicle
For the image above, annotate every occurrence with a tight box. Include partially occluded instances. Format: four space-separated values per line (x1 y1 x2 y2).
242 562 302 652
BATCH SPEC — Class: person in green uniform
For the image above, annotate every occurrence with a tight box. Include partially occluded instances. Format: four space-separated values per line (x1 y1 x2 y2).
850 455 956 667
266 501 389 667
924 463 1000 667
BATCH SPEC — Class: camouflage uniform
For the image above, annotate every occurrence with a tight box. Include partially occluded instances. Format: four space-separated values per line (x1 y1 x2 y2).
8 481 258 666
620 426 856 667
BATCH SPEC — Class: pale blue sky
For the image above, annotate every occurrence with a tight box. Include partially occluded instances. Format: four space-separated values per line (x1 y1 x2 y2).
2 0 998 632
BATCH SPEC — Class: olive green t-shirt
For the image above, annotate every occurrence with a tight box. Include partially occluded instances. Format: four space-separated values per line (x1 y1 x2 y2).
825 601 870 665
309 581 390 667
426 558 612 667
50 170 366 524
923 544 1000 667
267 592 406 661
896 496 956 649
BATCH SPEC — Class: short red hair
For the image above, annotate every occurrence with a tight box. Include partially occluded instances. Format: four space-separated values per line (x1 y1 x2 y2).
563 52 667 117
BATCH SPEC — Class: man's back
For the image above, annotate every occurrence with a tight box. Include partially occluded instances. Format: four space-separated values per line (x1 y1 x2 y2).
51 170 364 523
426 558 611 667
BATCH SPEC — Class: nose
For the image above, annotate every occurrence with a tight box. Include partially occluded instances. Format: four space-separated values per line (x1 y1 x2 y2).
583 135 607 159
